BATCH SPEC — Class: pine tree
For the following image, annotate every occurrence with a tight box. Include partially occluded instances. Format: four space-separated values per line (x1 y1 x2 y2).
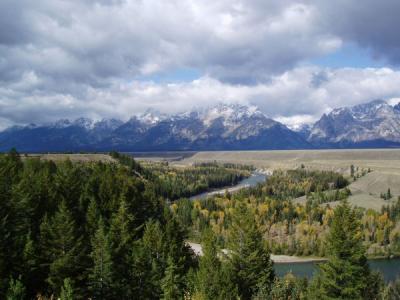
194 228 223 299
86 198 100 238
136 220 166 298
227 201 274 299
387 188 392 200
40 201 83 295
60 278 74 300
21 232 42 297
310 200 378 299
89 218 114 299
109 198 135 297
163 208 195 274
161 256 184 300
218 262 239 300
0 204 12 296
6 276 25 300
0 150 23 295
142 220 164 263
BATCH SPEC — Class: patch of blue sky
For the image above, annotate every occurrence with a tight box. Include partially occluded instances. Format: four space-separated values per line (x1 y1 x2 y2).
310 43 387 69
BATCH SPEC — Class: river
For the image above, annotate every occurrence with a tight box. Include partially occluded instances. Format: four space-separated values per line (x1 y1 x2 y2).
186 167 400 282
189 241 400 282
190 172 267 200
275 258 400 282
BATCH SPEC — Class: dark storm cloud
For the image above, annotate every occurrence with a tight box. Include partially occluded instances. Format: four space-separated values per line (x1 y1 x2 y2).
2 0 400 86
317 0 400 64
0 0 340 88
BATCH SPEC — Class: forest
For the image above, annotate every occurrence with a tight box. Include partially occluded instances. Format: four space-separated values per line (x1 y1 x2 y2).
0 150 400 299
141 161 252 200
177 169 400 257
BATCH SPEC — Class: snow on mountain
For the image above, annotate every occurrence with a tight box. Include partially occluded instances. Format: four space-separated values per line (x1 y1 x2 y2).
73 117 95 130
93 118 124 131
309 100 400 146
3 100 400 152
137 108 168 125
200 103 263 127
51 119 72 129
0 103 311 152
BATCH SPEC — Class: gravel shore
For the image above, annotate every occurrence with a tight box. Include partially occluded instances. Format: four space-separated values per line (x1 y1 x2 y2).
187 242 326 264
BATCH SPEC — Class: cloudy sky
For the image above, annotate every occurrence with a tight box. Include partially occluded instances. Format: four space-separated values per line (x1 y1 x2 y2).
1 0 400 129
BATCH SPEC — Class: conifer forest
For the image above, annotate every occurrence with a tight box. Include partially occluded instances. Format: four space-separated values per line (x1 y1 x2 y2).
1 150 400 299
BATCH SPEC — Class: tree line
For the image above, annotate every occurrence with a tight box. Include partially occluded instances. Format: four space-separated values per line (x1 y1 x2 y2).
140 160 251 200
174 169 400 257
1 150 399 299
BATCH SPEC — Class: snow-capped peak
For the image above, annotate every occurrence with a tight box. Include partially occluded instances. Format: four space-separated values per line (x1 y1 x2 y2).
330 107 349 116
73 117 95 130
52 119 72 129
137 108 167 125
93 118 124 131
309 99 400 144
201 103 264 126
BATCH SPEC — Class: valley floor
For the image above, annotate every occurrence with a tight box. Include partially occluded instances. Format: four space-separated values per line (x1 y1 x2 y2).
28 149 400 210
177 149 400 210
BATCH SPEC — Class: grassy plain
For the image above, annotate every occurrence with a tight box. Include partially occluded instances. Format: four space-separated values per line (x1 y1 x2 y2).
26 153 116 163
177 149 400 210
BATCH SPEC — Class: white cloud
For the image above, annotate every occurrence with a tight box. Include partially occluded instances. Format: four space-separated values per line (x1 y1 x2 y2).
1 0 400 129
2 66 400 129
0 0 340 86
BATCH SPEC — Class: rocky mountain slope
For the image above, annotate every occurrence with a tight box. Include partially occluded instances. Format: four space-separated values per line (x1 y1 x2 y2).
0 104 312 152
2 100 400 152
308 100 400 147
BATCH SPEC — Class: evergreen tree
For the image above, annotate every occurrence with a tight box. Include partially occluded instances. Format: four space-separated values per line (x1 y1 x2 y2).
0 150 23 295
6 276 25 300
194 228 223 299
142 220 165 263
21 232 41 297
86 198 100 238
163 208 195 274
161 256 184 300
109 198 135 297
89 218 114 299
310 200 377 299
40 201 83 295
0 204 12 296
60 278 74 300
387 188 392 200
218 262 239 300
135 220 166 298
227 201 274 299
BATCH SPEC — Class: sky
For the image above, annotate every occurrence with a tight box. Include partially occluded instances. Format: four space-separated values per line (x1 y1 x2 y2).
1 0 400 129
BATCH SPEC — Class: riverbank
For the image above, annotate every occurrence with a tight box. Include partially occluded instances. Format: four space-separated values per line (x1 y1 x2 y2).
187 242 326 264
189 172 267 200
189 184 250 200
270 255 326 264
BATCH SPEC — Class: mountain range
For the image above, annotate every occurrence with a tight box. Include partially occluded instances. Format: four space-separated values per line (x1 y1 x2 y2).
1 100 400 152
308 99 400 148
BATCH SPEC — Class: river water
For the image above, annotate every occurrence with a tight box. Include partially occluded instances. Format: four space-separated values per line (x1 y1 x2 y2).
188 169 400 282
190 172 267 200
275 258 400 282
